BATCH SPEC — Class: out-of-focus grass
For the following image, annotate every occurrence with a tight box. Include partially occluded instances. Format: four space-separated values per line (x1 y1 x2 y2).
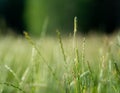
0 33 120 93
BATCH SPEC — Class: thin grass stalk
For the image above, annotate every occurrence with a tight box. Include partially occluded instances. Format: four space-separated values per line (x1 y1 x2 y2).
75 48 81 93
5 65 19 83
24 31 64 93
114 63 120 93
80 37 86 93
19 47 37 93
31 47 37 93
24 32 57 81
0 82 26 93
108 60 112 93
57 30 71 93
98 56 105 93
72 16 78 82
75 48 80 78
57 30 67 64
73 16 82 93
73 16 77 50
86 61 93 92
19 67 30 86
86 61 92 75
74 16 77 36
82 38 85 73
114 62 120 79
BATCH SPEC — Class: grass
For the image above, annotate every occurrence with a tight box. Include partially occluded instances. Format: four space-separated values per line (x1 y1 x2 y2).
0 32 120 93
0 18 120 93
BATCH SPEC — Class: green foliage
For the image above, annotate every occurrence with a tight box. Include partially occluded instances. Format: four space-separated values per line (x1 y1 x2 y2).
0 28 120 92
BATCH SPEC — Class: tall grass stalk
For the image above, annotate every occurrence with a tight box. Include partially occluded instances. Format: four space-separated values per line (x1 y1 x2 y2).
86 61 92 76
82 37 85 73
19 47 37 90
19 66 30 86
73 16 77 50
114 62 120 79
57 30 71 93
74 48 81 93
4 65 25 93
5 65 19 83
73 16 81 93
57 30 67 64
24 32 57 80
0 82 26 93
74 16 77 35
41 17 49 37
31 47 37 93
24 31 64 93
108 60 112 93
98 56 105 93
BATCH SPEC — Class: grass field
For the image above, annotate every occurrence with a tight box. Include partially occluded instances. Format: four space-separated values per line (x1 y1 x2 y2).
0 32 120 93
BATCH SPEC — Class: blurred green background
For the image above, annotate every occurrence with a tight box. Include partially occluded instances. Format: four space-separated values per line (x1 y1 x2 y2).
0 0 120 36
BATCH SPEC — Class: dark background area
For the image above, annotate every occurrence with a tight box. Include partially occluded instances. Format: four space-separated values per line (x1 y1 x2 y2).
0 0 25 34
0 0 120 35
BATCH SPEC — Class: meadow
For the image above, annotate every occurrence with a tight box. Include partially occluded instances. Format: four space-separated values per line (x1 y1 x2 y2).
0 30 120 93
